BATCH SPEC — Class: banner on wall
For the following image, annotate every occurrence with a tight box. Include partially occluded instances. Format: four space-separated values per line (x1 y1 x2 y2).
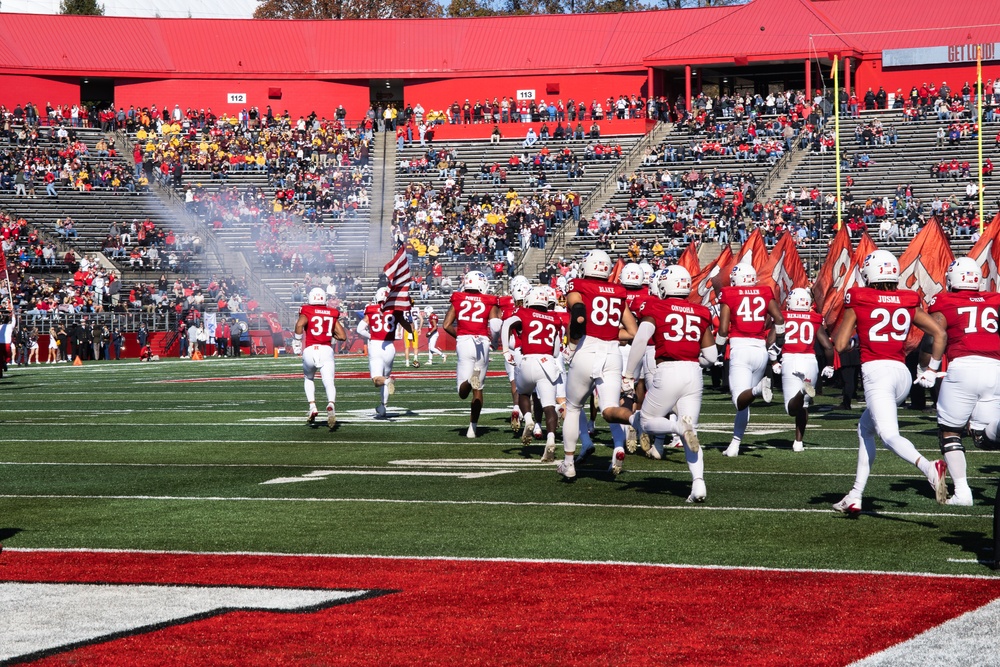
883 43 998 67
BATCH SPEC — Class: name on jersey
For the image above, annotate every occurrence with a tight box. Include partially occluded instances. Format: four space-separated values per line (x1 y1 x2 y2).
598 286 617 295
877 295 901 304
969 296 986 303
670 304 696 314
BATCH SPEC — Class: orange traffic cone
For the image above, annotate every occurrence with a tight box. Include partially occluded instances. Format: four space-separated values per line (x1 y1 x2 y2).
192 349 203 361
72 356 83 366
273 347 279 358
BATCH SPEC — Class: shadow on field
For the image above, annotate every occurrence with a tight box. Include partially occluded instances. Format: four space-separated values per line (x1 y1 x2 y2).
0 528 23 541
941 530 995 569
808 493 939 526
616 476 698 499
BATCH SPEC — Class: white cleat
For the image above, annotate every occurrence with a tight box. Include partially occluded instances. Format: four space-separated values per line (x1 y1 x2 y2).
306 405 318 426
556 459 576 479
533 423 543 440
686 478 707 503
521 421 534 448
385 377 396 396
511 410 521 433
832 494 863 514
442 354 447 363
947 492 974 506
797 374 816 398
930 459 948 504
466 425 477 439
723 441 740 457
327 404 336 430
639 432 651 453
540 444 556 463
646 440 663 460
575 444 595 463
609 447 625 476
792 440 805 452
681 416 700 453
758 377 773 403
469 369 483 391
625 426 638 453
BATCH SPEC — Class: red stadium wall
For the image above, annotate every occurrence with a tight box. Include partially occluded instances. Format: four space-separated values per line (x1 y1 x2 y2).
853 59 1000 99
0 74 80 110
404 72 649 118
113 78 371 121
428 118 650 141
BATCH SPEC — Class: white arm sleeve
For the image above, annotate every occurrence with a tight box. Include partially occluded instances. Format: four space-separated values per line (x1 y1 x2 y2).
355 318 370 340
500 317 517 354
489 317 503 336
625 321 654 378
699 345 718 368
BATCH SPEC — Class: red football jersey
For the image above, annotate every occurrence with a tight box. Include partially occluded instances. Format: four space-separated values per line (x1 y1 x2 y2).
625 287 651 318
515 307 561 356
554 308 569 352
426 312 439 334
299 304 341 347
450 291 497 337
846 287 920 363
781 310 824 354
567 277 628 342
364 304 397 342
720 285 775 340
929 291 1000 361
498 295 517 320
638 297 712 362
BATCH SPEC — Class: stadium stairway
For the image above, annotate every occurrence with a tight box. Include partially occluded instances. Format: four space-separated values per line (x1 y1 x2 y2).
367 133 397 269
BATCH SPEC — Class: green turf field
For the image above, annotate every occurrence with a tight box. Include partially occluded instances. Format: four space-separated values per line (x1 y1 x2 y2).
2 356 997 576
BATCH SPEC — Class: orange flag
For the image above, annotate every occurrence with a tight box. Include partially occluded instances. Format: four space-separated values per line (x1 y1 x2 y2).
759 234 809 305
812 224 853 312
690 245 733 307
608 257 626 284
735 228 769 275
898 217 955 351
677 241 700 277
823 232 877 329
968 213 1000 291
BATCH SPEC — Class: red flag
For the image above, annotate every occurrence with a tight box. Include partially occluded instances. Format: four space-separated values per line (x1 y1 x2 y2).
608 257 626 284
0 248 6 274
811 225 853 312
759 234 809 305
677 241 700 277
383 247 413 312
968 213 1000 291
690 246 733 307
898 217 955 352
735 228 769 276
823 232 878 329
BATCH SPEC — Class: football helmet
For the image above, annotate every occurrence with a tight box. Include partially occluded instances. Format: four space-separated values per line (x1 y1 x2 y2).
525 286 549 309
424 305 434 315
730 262 758 287
655 266 692 298
581 250 612 280
545 286 559 307
639 262 655 287
463 270 489 294
512 281 532 302
373 287 390 304
861 250 900 285
620 263 645 289
947 257 982 291
510 275 531 293
308 287 327 305
786 288 813 312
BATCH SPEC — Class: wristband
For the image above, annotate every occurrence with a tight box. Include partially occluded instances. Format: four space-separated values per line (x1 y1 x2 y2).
928 357 942 371
293 333 303 341
715 335 728 346
773 323 785 335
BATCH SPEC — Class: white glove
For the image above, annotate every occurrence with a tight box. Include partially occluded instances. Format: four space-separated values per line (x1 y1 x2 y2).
914 366 938 388
767 343 782 362
821 365 835 379
771 361 782 375
621 374 635 395
292 339 302 355
504 351 515 365
563 342 578 366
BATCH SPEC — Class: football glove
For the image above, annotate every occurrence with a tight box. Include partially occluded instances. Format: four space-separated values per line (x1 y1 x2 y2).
563 342 578 366
504 351 516 365
821 365 835 379
914 366 938 388
767 343 782 362
621 374 635 395
771 361 782 375
292 339 302 355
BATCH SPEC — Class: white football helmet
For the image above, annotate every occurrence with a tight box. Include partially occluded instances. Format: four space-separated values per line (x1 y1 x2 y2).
525 286 549 309
655 266 692 298
424 305 434 315
308 287 327 305
639 263 655 287
947 257 982 291
510 275 531 292
544 286 558 307
463 270 489 294
512 281 532 302
620 262 645 289
861 250 900 285
730 263 758 287
373 287 390 304
786 288 813 312
581 249 612 280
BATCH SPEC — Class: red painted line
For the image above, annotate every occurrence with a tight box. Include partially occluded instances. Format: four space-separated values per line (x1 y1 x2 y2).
5 551 1000 666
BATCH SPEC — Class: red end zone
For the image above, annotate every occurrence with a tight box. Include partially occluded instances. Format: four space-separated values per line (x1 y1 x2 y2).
3 550 1000 666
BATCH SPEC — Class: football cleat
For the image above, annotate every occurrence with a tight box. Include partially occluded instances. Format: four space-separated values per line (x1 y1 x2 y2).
646 441 663 460
800 377 816 398
575 443 595 463
375 404 388 419
947 492 974 506
671 435 684 449
930 459 948 504
639 432 651 453
556 460 576 479
385 377 396 396
442 354 447 363
792 440 805 453
511 410 521 433
686 478 707 503
723 441 740 457
521 421 534 448
306 405 318 426
625 426 638 453
466 424 478 439
469 369 483 391
327 404 336 430
681 416 700 453
533 424 544 440
757 377 773 403
832 494 863 514
609 447 625 476
540 444 556 463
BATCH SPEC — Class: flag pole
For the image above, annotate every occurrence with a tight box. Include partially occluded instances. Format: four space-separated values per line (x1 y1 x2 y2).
978 45 985 234
833 55 842 231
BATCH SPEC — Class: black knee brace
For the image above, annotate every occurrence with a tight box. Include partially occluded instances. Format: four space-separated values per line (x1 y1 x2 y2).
939 430 965 455
970 428 1000 451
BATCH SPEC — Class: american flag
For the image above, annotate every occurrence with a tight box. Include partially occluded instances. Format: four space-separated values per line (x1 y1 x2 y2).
383 247 412 312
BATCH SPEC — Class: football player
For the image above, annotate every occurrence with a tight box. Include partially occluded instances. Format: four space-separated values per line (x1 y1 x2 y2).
357 287 412 418
777 288 834 452
502 286 562 459
619 262 653 453
625 266 715 502
425 306 446 365
403 300 423 367
500 276 532 431
927 257 1000 506
832 250 948 513
718 263 785 457
443 270 501 438
293 287 347 429
558 249 638 479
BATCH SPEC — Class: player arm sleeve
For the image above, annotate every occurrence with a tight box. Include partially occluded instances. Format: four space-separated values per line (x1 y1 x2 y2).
625 321 654 378
699 345 718 368
569 302 587 340
356 318 370 340
500 317 516 354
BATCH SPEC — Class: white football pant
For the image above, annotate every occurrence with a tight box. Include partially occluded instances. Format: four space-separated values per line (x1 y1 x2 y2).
302 344 336 405
781 352 818 414
455 334 490 392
